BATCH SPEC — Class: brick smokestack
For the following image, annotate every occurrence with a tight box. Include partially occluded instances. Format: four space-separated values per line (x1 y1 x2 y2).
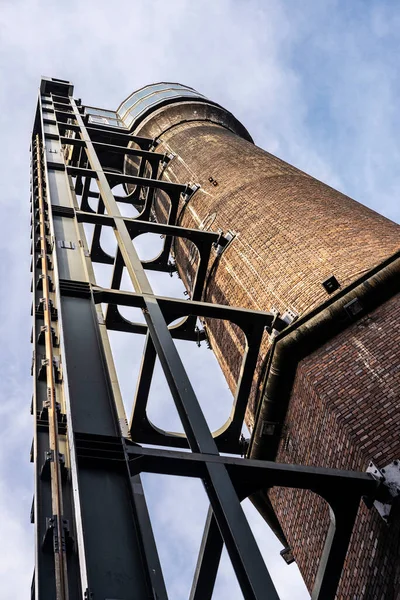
125 94 400 598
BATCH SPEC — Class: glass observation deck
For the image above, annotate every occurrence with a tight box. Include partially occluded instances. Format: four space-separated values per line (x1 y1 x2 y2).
117 82 209 129
82 83 215 133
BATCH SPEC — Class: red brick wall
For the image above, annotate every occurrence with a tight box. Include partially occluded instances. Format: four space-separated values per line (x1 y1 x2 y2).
127 101 400 597
272 294 400 598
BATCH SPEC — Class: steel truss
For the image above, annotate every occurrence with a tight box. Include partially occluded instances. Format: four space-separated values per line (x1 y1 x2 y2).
30 79 381 600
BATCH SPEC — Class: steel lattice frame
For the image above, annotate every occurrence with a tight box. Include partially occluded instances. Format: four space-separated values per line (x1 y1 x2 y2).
30 78 380 600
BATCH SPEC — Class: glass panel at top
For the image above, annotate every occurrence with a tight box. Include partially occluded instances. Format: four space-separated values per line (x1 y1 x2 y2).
118 82 201 117
121 88 206 129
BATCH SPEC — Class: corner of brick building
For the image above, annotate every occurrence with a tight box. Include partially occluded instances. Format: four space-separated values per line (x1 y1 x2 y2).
270 293 400 598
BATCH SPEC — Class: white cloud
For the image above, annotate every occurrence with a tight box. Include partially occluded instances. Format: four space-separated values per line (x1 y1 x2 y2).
0 1 398 598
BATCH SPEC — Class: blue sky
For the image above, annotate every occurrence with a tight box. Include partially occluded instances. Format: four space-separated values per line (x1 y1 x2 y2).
0 1 399 598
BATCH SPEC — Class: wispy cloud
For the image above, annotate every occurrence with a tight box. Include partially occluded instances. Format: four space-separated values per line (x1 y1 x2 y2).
0 1 399 598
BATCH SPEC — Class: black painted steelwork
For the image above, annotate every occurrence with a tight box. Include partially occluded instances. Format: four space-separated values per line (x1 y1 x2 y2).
30 77 382 600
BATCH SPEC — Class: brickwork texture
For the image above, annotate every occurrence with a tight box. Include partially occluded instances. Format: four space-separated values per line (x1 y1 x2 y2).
125 100 400 599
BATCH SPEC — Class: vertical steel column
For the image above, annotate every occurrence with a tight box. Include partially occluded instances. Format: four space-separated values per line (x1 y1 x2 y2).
31 79 167 600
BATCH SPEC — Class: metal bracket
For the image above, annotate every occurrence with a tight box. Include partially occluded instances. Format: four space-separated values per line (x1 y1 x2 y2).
167 259 177 276
36 273 55 292
37 325 58 347
57 240 76 250
42 515 74 553
239 434 250 457
40 449 67 480
182 182 200 203
36 236 53 253
36 297 58 320
160 152 175 170
214 229 236 256
344 297 364 319
51 204 75 218
280 546 295 565
366 460 400 522
260 420 278 436
194 325 206 347
37 357 62 383
35 253 53 271
39 401 67 430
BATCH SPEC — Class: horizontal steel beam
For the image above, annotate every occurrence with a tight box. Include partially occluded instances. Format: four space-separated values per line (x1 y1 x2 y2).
66 165 187 193
92 286 274 331
56 121 81 133
76 210 220 243
60 136 164 160
86 126 154 148
126 444 379 501
105 171 188 193
66 165 97 179
59 136 86 147
93 141 163 160
55 109 77 122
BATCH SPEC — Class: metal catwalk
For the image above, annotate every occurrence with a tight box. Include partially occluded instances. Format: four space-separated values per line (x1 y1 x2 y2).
30 77 382 599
